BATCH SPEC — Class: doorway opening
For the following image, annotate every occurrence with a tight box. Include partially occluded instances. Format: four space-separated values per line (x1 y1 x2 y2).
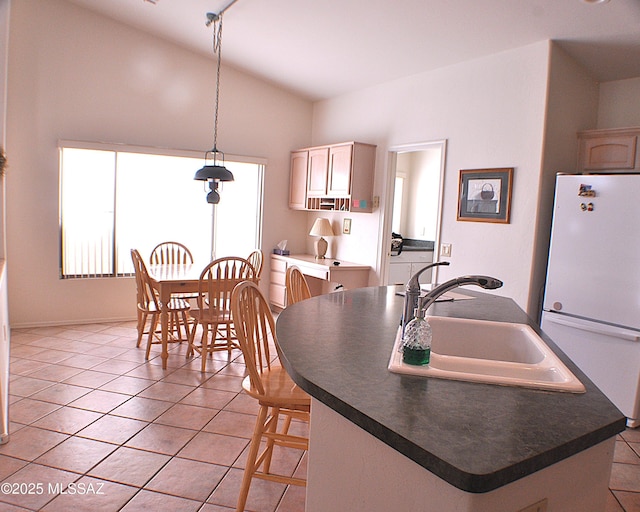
380 140 447 286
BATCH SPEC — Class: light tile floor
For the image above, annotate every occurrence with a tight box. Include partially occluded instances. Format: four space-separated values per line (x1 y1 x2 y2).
1 322 639 511
1 322 307 512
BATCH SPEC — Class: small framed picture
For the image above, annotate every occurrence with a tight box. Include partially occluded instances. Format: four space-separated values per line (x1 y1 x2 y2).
457 168 514 223
343 218 352 234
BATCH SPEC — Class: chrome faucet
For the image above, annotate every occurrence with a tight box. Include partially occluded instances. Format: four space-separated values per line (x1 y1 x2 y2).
401 261 450 337
401 271 503 338
420 275 503 313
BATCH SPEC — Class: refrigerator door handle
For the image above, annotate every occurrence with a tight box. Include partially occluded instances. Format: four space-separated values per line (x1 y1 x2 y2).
544 315 640 342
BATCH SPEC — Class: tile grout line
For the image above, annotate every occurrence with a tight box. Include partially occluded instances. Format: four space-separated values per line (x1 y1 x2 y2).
3 323 302 511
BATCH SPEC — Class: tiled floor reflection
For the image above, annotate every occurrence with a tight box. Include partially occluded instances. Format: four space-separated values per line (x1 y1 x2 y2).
1 322 307 511
2 322 639 511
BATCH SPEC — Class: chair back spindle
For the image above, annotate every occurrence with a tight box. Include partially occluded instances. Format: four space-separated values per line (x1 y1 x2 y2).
285 265 312 305
188 256 257 371
247 249 264 281
150 241 194 265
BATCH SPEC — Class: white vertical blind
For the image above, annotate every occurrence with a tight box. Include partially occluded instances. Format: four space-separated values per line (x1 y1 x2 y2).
213 161 264 260
59 144 264 277
60 148 115 277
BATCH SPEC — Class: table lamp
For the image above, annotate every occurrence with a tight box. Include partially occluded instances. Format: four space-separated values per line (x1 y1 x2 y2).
309 218 334 259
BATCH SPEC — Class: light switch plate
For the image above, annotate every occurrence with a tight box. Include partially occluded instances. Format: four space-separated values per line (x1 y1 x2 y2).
441 243 452 257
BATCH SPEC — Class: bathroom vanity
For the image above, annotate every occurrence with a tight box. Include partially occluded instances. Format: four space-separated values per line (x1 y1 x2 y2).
275 286 626 512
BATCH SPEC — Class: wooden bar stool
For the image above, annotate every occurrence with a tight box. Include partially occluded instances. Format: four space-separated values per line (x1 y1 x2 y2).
230 280 310 512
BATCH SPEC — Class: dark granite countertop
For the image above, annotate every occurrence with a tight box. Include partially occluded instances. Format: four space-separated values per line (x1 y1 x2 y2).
398 239 434 251
275 286 626 493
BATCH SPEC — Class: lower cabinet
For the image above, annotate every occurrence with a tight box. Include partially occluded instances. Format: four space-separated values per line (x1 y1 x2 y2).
388 251 434 285
269 256 288 309
269 254 370 309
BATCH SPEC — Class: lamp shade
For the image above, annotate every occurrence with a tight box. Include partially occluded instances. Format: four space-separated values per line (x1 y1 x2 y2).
194 164 234 182
309 218 334 237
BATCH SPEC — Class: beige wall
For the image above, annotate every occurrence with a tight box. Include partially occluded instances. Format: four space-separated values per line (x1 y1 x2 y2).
310 42 552 312
309 42 601 317
0 0 8 261
532 43 599 317
6 0 312 327
6 0 637 327
598 77 640 129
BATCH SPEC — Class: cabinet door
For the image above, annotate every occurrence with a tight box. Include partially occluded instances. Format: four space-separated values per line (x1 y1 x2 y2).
579 134 638 171
289 151 308 209
388 263 412 285
327 144 353 196
307 148 330 197
269 256 288 309
269 283 287 309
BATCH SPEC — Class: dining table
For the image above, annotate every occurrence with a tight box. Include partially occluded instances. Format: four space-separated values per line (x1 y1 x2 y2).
146 262 203 369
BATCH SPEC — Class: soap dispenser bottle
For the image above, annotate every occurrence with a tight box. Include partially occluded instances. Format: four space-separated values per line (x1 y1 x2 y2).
402 307 432 366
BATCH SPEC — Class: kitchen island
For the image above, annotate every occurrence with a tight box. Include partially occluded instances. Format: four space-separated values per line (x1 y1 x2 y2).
275 286 626 511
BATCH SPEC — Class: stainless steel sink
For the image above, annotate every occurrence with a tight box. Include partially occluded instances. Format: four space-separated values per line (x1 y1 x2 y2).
388 316 585 393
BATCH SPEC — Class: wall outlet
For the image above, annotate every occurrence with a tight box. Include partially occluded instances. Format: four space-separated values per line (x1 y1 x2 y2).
372 195 380 208
517 498 548 512
440 243 452 257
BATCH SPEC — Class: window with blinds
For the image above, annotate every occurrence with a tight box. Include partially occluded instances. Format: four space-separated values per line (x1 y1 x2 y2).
59 143 264 278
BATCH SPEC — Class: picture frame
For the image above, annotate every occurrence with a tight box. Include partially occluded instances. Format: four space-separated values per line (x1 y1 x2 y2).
457 168 514 223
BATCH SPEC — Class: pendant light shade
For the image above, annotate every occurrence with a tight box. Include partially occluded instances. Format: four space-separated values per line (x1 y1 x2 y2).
194 148 234 204
196 160 233 204
194 162 234 182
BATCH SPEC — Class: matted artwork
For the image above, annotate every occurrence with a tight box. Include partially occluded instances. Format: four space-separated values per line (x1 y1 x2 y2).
457 168 514 223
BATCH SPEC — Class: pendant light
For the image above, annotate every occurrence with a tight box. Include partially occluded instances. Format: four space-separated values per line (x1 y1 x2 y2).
194 6 237 204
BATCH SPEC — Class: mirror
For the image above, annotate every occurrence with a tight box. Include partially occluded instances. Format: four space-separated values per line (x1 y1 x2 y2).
383 140 446 286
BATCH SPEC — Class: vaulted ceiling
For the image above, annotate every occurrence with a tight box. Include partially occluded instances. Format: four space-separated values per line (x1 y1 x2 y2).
68 0 640 101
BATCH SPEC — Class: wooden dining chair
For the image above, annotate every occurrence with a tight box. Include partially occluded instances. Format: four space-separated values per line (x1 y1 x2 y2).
247 249 264 282
285 265 312 305
149 241 199 302
130 249 191 358
187 256 257 372
230 280 310 512
149 241 194 265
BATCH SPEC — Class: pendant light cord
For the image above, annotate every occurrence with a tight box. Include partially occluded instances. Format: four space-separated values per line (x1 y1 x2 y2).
211 14 223 156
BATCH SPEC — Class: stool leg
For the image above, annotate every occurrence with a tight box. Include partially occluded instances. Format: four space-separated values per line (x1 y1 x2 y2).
146 312 158 360
262 407 280 474
236 404 268 512
187 317 198 357
180 310 190 343
200 324 210 373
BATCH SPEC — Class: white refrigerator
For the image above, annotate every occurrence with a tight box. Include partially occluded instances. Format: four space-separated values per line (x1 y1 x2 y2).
541 173 640 428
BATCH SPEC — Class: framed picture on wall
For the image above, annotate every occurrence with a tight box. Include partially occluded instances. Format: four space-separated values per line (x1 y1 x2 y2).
457 168 514 223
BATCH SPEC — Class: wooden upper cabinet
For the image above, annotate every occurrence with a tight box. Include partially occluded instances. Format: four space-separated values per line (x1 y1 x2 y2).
349 142 377 212
577 127 640 172
306 148 330 197
327 144 354 197
289 151 308 210
289 141 376 212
